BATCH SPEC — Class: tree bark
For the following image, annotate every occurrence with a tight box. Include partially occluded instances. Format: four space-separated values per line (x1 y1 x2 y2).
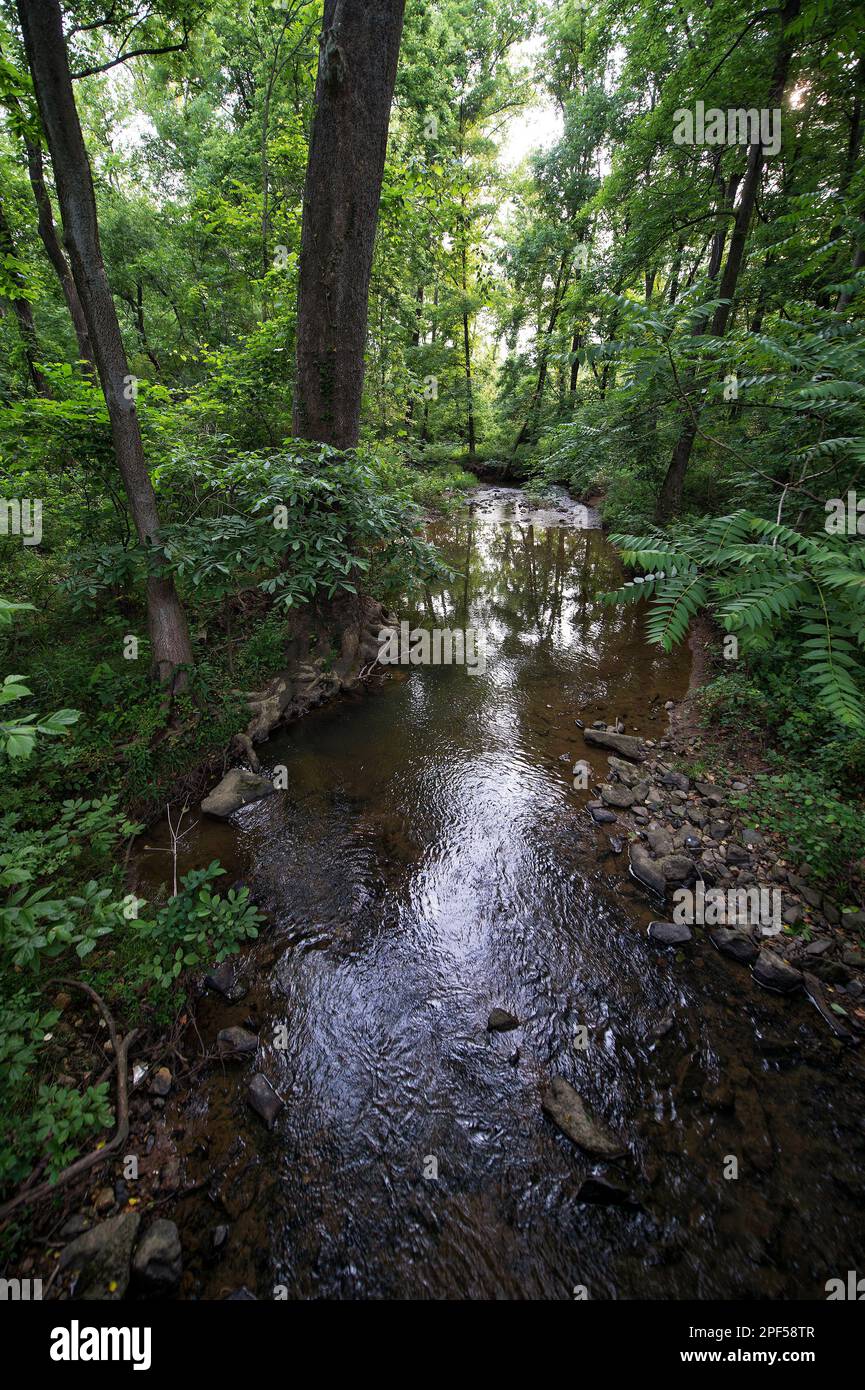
24 134 96 371
292 0 406 447
0 197 51 396
513 250 570 452
655 0 800 521
18 0 192 689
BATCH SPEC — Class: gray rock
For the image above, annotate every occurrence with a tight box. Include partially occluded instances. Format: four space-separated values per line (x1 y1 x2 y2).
710 820 732 841
686 804 707 827
726 843 751 866
487 1008 519 1032
59 1213 91 1240
201 769 276 819
658 853 695 882
59 1211 140 1300
842 947 865 971
648 920 692 945
583 728 646 761
661 770 690 792
541 1077 626 1159
647 828 674 857
608 756 641 787
753 950 802 994
810 958 849 986
741 828 764 848
248 1073 284 1128
132 1219 182 1295
710 927 759 965
629 843 666 897
589 804 618 825
217 1026 259 1057
600 782 634 809
803 938 834 957
204 961 247 1002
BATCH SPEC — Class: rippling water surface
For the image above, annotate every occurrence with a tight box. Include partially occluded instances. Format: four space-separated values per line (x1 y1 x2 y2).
135 487 865 1300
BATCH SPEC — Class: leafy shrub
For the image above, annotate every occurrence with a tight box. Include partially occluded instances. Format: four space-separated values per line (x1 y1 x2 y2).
132 863 262 988
603 511 865 728
731 769 865 888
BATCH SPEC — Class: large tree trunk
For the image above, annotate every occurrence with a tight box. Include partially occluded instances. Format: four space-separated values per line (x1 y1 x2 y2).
655 0 800 521
24 134 96 371
292 0 406 448
18 0 192 689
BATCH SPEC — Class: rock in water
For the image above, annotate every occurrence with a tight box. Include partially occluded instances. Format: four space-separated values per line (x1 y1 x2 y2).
487 1008 519 1032
204 960 247 1002
752 950 802 994
132 1219 182 1295
648 920 692 945
583 728 646 761
657 853 696 882
59 1211 140 1300
540 1077 626 1159
201 769 276 819
217 1026 259 1057
629 843 666 898
247 1073 284 1128
710 927 758 965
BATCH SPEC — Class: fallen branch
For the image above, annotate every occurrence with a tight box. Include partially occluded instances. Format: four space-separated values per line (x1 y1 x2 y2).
0 980 140 1226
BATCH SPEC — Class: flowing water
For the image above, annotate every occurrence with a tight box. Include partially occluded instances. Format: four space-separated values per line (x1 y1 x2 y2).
135 487 865 1301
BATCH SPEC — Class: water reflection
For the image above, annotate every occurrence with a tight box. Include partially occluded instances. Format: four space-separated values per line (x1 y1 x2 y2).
136 488 865 1302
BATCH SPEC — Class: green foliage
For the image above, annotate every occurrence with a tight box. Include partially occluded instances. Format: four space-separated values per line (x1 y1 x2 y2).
132 862 262 988
62 444 451 614
603 512 865 729
731 769 865 887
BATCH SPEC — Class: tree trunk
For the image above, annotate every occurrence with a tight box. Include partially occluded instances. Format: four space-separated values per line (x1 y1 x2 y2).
23 134 96 371
514 250 569 451
569 327 581 398
655 0 800 521
292 0 406 447
18 0 193 690
0 197 51 396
